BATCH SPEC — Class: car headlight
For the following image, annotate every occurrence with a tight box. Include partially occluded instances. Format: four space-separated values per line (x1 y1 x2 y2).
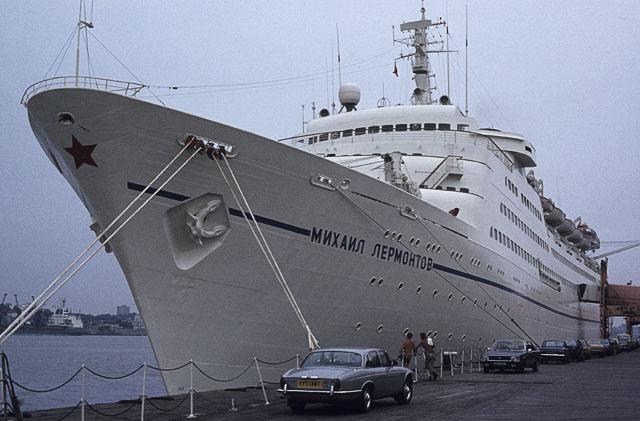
510 356 520 362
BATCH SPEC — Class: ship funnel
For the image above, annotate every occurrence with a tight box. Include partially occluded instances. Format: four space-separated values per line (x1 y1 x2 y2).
338 83 361 112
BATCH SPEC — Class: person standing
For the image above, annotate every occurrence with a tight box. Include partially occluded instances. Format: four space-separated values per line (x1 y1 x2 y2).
399 332 416 368
416 333 438 380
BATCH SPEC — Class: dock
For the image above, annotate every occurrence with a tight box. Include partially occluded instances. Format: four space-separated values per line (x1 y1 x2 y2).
21 350 640 420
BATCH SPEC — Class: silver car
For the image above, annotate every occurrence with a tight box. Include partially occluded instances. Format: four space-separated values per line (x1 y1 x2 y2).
278 347 413 413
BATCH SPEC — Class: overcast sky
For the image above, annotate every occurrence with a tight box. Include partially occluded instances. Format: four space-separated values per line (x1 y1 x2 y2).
1 0 638 315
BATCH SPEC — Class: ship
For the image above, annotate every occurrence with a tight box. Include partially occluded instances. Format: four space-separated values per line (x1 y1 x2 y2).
21 5 602 394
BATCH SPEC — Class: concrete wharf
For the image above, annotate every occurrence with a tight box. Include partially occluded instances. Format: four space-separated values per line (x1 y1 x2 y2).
23 350 639 420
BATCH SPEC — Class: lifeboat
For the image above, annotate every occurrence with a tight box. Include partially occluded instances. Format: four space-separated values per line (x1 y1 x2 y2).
577 224 601 251
566 228 583 244
540 196 554 213
556 218 575 236
545 207 565 227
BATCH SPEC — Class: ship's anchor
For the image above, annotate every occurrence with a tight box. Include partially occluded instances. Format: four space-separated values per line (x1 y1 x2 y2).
186 200 228 246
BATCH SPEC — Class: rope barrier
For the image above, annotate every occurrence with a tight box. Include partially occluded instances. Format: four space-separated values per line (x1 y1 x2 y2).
147 361 191 372
144 394 188 413
192 390 217 406
85 399 139 418
84 364 144 380
49 400 81 421
255 356 298 366
193 360 255 383
11 367 82 393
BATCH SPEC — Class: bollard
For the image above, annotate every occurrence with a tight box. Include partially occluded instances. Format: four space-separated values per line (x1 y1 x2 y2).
413 354 418 383
440 349 443 379
80 364 85 421
461 349 464 375
140 362 147 421
254 357 269 405
229 398 238 412
187 359 196 419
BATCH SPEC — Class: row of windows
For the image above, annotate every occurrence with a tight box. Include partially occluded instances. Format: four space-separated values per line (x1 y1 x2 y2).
521 193 542 221
504 176 518 197
551 248 597 283
500 203 549 252
539 262 565 292
490 226 538 268
304 122 469 145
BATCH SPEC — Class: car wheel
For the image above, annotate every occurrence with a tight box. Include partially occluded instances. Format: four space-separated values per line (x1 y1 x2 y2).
358 386 373 413
287 399 306 413
532 361 539 372
395 378 413 405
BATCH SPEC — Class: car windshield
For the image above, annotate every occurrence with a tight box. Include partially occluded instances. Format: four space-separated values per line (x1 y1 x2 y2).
542 341 564 348
491 340 524 351
566 340 576 346
600 339 609 345
302 351 362 368
587 339 601 345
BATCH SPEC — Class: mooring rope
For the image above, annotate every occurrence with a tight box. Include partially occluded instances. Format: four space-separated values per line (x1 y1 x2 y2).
0 139 201 345
213 154 319 350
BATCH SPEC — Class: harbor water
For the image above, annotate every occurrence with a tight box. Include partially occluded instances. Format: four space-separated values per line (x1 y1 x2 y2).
1 334 166 411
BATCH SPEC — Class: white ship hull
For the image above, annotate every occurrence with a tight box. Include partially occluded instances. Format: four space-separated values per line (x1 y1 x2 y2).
26 88 599 394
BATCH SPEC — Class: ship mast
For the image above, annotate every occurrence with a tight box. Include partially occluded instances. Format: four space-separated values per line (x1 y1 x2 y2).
397 3 446 105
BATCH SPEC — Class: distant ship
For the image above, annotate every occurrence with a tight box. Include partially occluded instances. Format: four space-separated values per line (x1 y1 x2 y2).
47 298 84 330
22 5 601 394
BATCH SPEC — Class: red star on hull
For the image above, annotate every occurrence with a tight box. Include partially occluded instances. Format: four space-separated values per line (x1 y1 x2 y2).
64 136 98 169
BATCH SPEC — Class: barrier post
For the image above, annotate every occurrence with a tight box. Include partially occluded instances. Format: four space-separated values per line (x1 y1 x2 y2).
461 349 465 375
413 354 418 383
80 364 85 421
295 353 299 369
1 353 7 421
140 362 147 421
440 349 443 379
254 358 269 405
187 359 196 419
450 353 454 377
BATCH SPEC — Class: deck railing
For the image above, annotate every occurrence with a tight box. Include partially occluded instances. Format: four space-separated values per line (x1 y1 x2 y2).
21 76 147 106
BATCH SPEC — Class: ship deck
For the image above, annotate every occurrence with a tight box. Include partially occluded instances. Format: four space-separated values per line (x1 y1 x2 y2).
26 349 639 420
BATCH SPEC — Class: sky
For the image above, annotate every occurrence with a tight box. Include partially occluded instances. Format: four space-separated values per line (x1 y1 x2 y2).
0 0 639 315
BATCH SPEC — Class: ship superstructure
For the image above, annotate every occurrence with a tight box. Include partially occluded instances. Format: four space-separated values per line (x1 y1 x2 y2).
20 5 601 394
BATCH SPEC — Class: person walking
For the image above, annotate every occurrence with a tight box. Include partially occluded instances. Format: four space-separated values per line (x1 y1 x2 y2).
417 333 438 380
399 332 416 368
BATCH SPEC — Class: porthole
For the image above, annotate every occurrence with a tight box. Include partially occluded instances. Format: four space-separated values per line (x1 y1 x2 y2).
57 112 75 126
461 335 467 342
436 245 442 253
391 231 397 239
403 327 410 335
416 286 423 295
447 333 453 341
384 230 390 238
461 296 466 304
484 302 488 307
397 282 404 291
494 303 498 309
450 250 456 258
432 289 438 298
409 237 415 245
355 322 363 331
447 293 453 301
473 298 478 306
377 278 384 287
397 233 403 241
432 244 438 252
369 277 377 286
478 338 483 343
415 239 421 246
432 331 438 339
427 330 433 337
425 242 432 251
376 324 384 334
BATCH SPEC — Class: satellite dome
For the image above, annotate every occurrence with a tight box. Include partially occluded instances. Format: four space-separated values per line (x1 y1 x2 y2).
338 83 361 112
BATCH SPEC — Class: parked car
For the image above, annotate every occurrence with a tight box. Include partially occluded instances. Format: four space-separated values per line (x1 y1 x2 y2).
578 340 592 359
587 339 607 357
630 337 639 350
481 339 540 373
617 334 631 352
566 340 586 362
607 338 620 355
540 340 571 363
279 348 413 413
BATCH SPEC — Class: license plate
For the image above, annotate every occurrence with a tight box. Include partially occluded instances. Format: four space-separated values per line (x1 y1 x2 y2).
494 362 507 366
296 380 324 389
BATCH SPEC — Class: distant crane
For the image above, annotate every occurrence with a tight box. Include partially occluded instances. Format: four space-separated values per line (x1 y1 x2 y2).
14 294 19 307
1 293 7 305
592 241 640 260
